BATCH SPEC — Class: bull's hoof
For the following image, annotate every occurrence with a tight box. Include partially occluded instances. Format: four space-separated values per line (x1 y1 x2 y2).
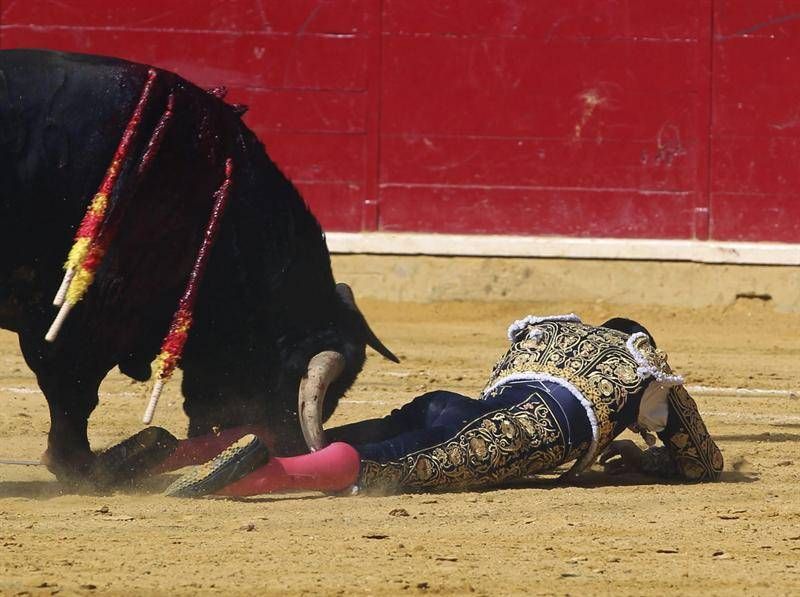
91 427 179 490
42 448 96 487
164 434 270 498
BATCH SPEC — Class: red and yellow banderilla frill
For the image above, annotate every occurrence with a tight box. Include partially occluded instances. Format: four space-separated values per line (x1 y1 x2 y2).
46 68 158 342
143 158 235 424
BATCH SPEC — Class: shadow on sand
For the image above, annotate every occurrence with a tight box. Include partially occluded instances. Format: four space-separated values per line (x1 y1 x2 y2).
714 432 800 443
498 467 758 491
0 471 184 500
0 480 67 499
0 465 759 501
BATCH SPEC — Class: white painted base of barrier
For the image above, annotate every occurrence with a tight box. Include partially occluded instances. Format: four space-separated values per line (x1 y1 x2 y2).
327 232 800 266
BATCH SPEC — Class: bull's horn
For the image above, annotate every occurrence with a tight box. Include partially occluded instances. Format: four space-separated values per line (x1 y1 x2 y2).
335 283 399 363
298 350 345 452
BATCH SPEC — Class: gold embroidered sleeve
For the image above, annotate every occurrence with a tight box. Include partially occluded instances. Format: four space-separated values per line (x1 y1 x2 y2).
657 386 723 482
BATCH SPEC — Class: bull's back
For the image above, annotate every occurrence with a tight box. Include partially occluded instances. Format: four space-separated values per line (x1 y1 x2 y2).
0 50 153 274
0 50 332 350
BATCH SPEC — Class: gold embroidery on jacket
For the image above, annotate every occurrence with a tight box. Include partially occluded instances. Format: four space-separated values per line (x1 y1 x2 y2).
482 321 655 452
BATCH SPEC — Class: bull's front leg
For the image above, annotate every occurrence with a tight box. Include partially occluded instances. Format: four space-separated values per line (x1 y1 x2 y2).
19 332 105 484
37 372 102 483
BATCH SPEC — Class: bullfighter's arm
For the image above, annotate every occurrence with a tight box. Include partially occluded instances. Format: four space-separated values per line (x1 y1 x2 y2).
639 385 723 482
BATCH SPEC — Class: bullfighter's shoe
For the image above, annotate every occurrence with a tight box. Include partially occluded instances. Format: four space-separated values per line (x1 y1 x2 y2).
92 427 179 490
164 434 270 498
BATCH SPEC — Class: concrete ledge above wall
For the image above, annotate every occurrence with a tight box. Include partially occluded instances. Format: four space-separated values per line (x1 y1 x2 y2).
327 233 800 266
331 253 800 313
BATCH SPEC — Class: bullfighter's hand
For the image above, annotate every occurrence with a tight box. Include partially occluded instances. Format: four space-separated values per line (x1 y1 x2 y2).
599 440 644 475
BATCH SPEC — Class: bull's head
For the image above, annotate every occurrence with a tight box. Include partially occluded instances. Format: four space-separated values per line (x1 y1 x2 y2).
180 277 397 454
297 283 397 451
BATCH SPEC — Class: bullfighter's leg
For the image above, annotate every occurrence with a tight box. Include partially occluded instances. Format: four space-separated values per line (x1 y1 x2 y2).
165 391 479 497
152 425 277 473
348 382 590 495
325 390 476 447
165 392 473 496
182 382 591 497
216 442 361 497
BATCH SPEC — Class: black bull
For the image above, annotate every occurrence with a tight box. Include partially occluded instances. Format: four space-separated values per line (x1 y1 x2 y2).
0 49 397 481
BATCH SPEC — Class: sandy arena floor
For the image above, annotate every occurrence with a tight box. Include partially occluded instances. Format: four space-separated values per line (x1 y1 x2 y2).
0 298 799 596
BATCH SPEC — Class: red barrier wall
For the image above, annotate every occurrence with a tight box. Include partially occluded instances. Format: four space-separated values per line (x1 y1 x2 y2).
2 1 799 243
